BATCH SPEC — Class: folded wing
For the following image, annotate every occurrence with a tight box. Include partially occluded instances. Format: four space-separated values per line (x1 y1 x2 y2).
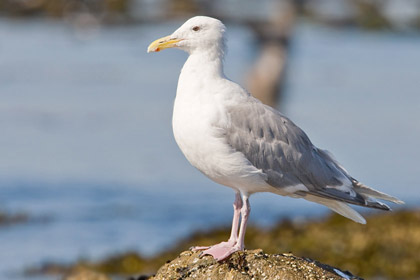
224 98 402 222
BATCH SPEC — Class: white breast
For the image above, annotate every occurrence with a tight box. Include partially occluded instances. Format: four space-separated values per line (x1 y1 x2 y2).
172 73 272 194
172 78 229 179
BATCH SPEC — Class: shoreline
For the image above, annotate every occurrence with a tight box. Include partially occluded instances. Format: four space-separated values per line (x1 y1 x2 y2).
26 208 420 279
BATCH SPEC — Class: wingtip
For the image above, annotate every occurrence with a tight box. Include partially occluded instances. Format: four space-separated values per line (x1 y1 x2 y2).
353 182 405 206
394 199 405 205
365 199 391 211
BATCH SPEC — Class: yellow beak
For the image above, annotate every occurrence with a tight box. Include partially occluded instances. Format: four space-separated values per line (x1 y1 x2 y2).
147 35 182 53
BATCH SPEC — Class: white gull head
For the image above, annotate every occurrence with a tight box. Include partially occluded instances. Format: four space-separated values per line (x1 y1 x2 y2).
147 16 226 56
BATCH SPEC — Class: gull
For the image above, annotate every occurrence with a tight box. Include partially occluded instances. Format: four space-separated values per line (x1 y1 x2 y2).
147 16 404 261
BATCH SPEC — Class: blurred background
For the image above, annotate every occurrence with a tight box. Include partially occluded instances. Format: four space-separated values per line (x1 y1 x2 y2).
0 0 419 279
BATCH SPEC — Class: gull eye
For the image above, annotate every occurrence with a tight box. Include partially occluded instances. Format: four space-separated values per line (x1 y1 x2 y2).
192 26 200 32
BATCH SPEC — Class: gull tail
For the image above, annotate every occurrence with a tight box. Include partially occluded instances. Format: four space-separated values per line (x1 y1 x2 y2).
305 195 366 224
317 148 404 208
303 180 404 224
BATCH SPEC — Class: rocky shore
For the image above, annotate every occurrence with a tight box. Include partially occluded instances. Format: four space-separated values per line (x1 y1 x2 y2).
150 250 361 280
64 250 362 280
28 209 420 279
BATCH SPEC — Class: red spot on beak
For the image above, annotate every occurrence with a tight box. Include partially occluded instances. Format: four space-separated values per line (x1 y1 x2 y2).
156 48 161 52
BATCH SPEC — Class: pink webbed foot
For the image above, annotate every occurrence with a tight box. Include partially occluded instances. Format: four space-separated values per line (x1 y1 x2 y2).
191 239 234 252
201 243 242 261
191 193 250 261
192 240 242 261
190 245 210 251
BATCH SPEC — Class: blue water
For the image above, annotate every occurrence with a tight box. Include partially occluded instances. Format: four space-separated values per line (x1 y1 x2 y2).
0 19 419 279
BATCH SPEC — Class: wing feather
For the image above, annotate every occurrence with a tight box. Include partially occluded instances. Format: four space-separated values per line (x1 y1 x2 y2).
224 98 393 210
225 99 344 189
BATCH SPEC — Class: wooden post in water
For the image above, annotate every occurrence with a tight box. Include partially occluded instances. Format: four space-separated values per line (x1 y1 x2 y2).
245 0 296 108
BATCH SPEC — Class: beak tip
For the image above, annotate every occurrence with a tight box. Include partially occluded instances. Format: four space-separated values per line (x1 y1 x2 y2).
147 35 179 54
147 46 160 53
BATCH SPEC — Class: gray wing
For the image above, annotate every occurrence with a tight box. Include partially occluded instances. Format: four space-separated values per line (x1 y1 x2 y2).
224 99 384 209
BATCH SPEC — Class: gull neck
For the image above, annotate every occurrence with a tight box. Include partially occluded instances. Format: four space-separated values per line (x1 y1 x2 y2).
181 48 225 80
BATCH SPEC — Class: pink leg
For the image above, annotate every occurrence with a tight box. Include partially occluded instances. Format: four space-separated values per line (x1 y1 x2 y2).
193 193 251 261
236 195 250 250
192 192 242 251
228 192 243 243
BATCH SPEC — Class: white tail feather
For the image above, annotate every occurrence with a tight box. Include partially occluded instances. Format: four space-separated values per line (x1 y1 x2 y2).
305 195 366 224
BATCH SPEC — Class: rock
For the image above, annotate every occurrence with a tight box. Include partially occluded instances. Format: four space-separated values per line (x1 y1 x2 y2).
25 210 420 279
150 249 362 280
63 268 111 280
